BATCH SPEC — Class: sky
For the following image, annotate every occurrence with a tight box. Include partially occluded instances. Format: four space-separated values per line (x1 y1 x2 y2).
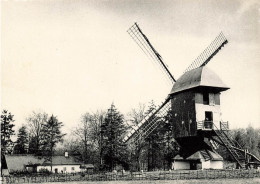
1 0 260 134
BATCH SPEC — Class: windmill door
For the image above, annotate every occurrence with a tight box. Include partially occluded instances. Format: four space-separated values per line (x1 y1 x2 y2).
205 111 213 129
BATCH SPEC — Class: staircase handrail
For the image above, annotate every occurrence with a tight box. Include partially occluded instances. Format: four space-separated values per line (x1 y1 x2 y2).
217 121 243 150
197 120 213 129
231 146 260 164
220 121 229 130
212 123 243 168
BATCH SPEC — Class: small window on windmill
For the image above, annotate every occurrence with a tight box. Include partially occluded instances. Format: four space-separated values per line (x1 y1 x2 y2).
209 93 215 106
203 92 209 105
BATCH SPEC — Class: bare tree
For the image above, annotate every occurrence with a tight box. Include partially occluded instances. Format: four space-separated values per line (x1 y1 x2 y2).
26 111 48 155
72 110 106 167
127 103 146 126
89 110 106 150
90 110 106 167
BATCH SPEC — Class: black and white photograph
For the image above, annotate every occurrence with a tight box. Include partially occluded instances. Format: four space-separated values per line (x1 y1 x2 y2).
1 0 260 183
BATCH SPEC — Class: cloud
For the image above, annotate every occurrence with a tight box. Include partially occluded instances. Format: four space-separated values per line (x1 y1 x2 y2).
237 0 259 15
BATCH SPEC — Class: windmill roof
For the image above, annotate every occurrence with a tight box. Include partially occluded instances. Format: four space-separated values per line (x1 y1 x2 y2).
170 66 229 95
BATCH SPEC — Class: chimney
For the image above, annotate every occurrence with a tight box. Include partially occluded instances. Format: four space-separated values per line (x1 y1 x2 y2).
65 152 69 158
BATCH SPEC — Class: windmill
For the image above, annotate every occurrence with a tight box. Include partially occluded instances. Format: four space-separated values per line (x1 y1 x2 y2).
124 23 260 170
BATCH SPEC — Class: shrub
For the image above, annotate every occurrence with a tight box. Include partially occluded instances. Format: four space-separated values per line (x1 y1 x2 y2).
11 170 29 176
38 168 51 175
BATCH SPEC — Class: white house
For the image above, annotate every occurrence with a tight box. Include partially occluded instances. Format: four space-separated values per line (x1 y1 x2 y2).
4 153 89 174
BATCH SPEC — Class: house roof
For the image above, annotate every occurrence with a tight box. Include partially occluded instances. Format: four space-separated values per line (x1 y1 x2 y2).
5 155 44 171
43 156 82 165
208 150 224 161
174 150 223 161
170 66 229 95
5 155 82 172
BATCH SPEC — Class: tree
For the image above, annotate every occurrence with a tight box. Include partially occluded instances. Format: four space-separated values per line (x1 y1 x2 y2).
73 112 93 164
144 101 160 171
88 110 106 168
244 126 260 158
55 137 83 160
140 100 174 171
101 104 128 171
28 136 38 154
127 103 146 127
41 115 66 171
127 103 147 171
1 110 15 155
13 126 29 154
26 111 48 155
72 110 106 169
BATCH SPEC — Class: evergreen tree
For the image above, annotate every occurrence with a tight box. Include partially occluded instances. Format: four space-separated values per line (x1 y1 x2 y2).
101 104 128 171
143 101 176 171
41 115 66 171
13 126 28 154
1 110 15 155
28 136 38 154
160 107 177 170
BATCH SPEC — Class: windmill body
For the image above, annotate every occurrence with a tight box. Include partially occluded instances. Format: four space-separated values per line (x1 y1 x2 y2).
169 66 229 170
170 66 229 139
125 23 260 170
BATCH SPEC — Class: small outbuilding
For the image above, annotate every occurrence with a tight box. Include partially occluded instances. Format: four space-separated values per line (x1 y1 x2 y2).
173 149 223 170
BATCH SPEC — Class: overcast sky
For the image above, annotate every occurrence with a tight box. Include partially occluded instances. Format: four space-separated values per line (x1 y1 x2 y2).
1 0 260 133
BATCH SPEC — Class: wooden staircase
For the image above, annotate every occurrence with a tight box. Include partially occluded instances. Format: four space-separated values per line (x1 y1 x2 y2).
213 123 260 169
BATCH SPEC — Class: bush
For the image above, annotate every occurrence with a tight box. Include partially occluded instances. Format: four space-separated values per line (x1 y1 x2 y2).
38 168 51 175
11 170 29 176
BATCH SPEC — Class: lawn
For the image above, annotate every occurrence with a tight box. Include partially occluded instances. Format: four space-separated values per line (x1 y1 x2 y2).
39 178 260 184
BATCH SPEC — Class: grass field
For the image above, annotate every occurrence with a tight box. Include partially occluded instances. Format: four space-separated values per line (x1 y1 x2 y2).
38 178 260 184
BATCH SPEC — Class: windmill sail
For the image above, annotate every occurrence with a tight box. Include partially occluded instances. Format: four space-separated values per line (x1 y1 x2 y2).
127 23 176 83
123 97 171 144
125 23 175 145
184 32 228 73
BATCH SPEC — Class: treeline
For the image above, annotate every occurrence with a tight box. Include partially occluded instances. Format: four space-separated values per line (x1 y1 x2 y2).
1 103 260 171
1 110 66 166
1 104 130 171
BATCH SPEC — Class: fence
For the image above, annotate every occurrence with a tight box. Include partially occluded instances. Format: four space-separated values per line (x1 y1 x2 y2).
2 169 260 183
